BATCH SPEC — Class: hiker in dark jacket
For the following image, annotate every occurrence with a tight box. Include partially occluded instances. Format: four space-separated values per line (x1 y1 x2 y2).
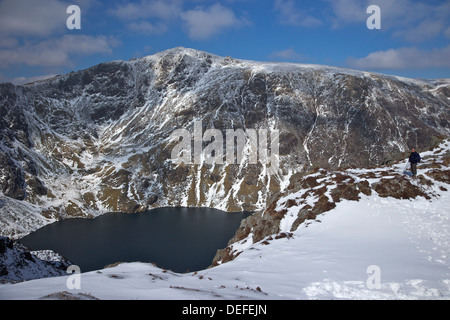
409 148 421 177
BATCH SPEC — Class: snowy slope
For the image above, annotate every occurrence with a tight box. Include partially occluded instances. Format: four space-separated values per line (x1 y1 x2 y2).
1 140 449 300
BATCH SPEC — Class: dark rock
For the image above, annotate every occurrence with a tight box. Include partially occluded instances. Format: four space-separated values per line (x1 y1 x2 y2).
27 177 47 196
357 180 372 196
330 183 360 202
426 169 450 184
373 177 430 200
0 236 13 254
147 194 158 206
0 236 73 283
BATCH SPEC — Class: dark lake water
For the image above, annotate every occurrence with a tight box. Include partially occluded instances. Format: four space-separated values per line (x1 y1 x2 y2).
19 207 251 273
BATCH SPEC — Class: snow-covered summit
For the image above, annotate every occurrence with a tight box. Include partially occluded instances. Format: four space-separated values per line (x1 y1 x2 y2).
142 47 449 87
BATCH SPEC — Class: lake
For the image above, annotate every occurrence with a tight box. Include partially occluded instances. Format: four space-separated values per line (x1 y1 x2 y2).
19 207 251 273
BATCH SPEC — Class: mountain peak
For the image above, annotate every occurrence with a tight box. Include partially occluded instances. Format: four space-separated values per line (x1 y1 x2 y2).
146 46 216 60
0 46 448 239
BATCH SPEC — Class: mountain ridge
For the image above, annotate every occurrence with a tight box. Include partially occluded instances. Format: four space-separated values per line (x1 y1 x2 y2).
17 47 450 89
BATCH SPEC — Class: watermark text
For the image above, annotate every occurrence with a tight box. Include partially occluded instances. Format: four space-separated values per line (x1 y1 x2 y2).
367 5 381 30
66 5 81 30
169 120 279 175
366 265 381 289
66 265 81 290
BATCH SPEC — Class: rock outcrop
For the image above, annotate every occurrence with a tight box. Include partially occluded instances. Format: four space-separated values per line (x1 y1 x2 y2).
0 236 72 283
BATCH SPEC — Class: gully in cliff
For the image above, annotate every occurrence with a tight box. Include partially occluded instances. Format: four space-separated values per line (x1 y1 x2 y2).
169 120 280 175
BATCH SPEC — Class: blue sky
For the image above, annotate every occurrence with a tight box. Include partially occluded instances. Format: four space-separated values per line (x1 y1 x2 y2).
0 0 449 84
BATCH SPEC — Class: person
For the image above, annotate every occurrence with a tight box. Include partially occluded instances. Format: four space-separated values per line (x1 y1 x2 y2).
409 147 421 177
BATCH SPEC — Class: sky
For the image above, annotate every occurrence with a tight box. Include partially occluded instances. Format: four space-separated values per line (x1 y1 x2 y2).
0 0 449 84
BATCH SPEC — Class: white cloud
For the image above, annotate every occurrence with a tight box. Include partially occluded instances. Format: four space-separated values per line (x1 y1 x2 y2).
132 45 153 59
111 1 250 39
0 36 18 48
0 35 119 68
109 0 182 21
347 45 450 70
274 0 322 28
181 3 249 40
445 26 450 39
327 0 450 42
393 19 445 43
326 0 366 28
128 21 168 35
11 74 57 85
270 48 307 61
109 0 181 35
0 72 58 85
0 0 67 37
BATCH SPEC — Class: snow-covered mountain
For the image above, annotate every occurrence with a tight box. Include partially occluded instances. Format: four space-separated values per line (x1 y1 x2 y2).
0 47 449 239
1 139 449 299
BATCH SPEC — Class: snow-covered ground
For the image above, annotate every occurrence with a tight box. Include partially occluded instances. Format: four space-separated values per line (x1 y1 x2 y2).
1 140 449 300
1 186 449 300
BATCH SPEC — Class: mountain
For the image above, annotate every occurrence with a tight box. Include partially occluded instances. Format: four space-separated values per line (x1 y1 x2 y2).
0 47 449 239
1 139 449 299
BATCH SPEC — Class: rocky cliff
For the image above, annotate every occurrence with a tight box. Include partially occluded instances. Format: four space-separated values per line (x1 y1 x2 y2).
0 47 449 239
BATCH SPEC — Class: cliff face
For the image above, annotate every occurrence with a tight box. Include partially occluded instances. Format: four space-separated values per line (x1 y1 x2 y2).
0 47 449 239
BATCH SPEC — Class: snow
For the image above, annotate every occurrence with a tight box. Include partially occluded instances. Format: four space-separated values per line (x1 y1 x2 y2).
6 139 449 300
1 180 449 299
0 237 71 284
0 194 55 239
